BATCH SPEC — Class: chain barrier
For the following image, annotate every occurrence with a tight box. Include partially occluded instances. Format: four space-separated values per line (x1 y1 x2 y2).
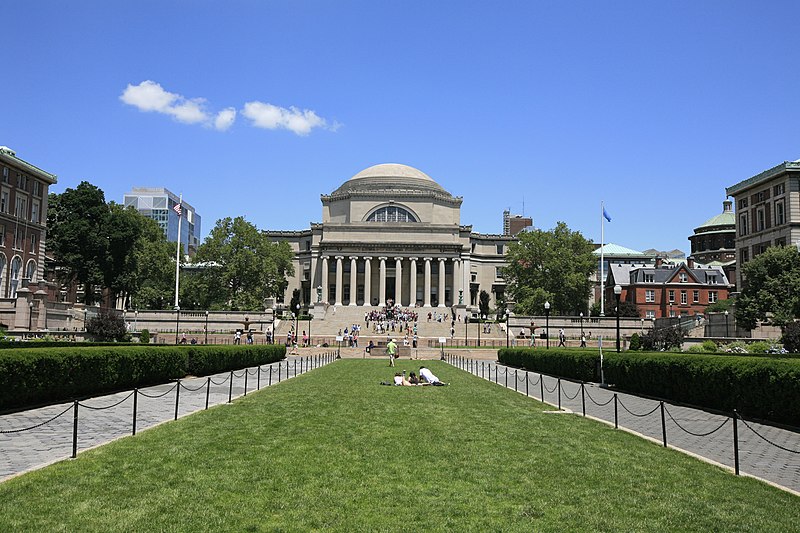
0 404 73 434
542 379 558 394
561 382 582 401
209 375 231 386
583 387 615 407
79 391 135 410
179 381 208 393
526 373 541 386
663 406 730 438
617 398 661 418
137 383 178 399
232 370 247 379
737 414 800 454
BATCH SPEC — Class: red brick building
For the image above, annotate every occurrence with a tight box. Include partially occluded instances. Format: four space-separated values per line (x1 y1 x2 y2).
606 260 731 319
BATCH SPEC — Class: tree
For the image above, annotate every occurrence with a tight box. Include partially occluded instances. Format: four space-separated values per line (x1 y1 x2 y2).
504 222 595 316
641 325 684 351
591 300 640 317
191 217 294 310
86 311 128 341
735 246 800 330
47 183 110 305
130 217 176 310
781 322 800 353
479 290 490 318
289 288 301 316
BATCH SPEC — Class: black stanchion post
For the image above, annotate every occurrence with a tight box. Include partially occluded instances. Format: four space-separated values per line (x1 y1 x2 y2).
513 370 517 393
174 381 181 420
257 366 261 390
614 394 618 428
205 377 211 410
525 371 529 396
557 378 562 410
294 359 297 377
505 368 508 389
132 388 138 436
733 410 740 475
278 363 282 383
540 373 544 402
581 383 586 416
269 365 273 386
228 371 234 403
244 369 248 396
481 361 484 379
72 400 79 459
660 402 667 447
495 365 498 384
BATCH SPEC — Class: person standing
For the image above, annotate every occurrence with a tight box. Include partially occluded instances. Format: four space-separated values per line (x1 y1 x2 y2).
386 338 398 367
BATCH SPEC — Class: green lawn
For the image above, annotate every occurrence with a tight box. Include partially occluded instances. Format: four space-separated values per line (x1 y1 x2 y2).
1 360 797 532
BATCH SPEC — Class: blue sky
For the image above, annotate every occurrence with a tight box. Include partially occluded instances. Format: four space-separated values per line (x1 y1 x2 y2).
3 1 799 254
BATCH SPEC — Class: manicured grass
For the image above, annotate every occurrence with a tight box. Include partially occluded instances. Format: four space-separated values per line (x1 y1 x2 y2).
0 360 797 531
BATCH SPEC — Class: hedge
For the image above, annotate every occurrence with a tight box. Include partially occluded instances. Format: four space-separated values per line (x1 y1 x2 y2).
498 348 800 426
0 344 286 411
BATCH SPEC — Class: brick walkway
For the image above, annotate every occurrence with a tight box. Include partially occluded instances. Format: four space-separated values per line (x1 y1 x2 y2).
0 355 331 482
455 358 800 494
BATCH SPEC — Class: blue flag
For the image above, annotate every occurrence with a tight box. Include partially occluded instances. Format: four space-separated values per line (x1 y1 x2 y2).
603 207 611 222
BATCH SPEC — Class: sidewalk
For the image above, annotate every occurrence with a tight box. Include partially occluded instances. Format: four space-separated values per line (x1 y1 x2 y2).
462 359 800 495
0 355 325 482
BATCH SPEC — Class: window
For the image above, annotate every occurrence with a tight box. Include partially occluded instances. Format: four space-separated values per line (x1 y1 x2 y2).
16 173 27 190
643 273 654 283
1 167 7 183
304 240 311 251
29 233 37 253
756 208 765 232
645 290 655 302
693 290 699 303
0 225 4 246
774 183 785 196
15 196 27 219
708 291 718 303
668 290 675 303
680 290 687 305
32 181 42 198
756 191 765 203
31 200 40 224
25 259 36 281
679 273 687 283
13 229 22 250
738 198 748 209
9 256 21 298
495 267 504 279
740 248 749 265
739 214 748 236
775 200 785 226
707 274 717 284
645 310 655 319
496 244 504 255
669 310 676 318
0 190 7 213
365 206 417 223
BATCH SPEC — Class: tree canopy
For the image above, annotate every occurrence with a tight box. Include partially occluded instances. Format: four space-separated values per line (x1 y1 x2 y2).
503 222 595 316
735 245 800 329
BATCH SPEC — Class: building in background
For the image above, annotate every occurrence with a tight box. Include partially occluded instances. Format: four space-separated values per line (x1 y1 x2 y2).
502 209 533 236
726 160 800 289
123 187 201 255
688 200 736 291
0 146 56 298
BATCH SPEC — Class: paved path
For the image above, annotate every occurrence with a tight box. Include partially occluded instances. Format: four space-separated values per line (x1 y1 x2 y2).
450 357 800 494
0 355 332 482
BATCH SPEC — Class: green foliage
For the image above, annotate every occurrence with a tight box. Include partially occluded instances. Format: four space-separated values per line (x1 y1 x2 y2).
628 333 641 351
781 322 800 353
86 311 128 341
686 345 706 353
504 222 595 315
479 290 490 318
139 329 150 344
701 340 718 352
747 340 773 355
0 345 285 410
190 216 295 310
640 325 684 351
736 246 800 329
289 288 301 316
498 348 600 382
603 352 800 425
704 299 733 313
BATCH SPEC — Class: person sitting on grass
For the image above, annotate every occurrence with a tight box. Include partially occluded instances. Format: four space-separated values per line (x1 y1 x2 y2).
419 366 448 386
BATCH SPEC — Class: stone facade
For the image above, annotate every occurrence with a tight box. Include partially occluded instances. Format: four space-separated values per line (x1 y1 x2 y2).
265 164 513 313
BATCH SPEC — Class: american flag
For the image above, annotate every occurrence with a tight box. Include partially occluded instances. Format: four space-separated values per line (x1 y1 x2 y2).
173 203 182 216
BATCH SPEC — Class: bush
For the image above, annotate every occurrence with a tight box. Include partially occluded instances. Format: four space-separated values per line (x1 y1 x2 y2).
686 345 705 353
747 340 773 354
701 340 718 352
498 348 600 382
641 326 684 351
782 322 800 353
86 311 128 342
0 344 286 411
139 329 150 344
629 333 641 351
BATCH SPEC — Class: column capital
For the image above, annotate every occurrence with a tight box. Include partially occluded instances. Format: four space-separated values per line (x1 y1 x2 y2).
363 256 373 261
349 256 358 261
335 255 344 260
394 257 403 262
423 257 433 262
378 256 388 261
409 257 418 262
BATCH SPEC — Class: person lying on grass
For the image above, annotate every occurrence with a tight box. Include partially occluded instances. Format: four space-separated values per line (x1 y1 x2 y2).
419 366 448 386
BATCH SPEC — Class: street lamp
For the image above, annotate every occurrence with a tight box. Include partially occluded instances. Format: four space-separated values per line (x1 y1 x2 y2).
614 284 622 353
579 311 584 340
134 310 138 333
295 303 300 347
204 310 209 344
28 300 34 332
544 301 551 349
724 310 730 338
175 306 181 344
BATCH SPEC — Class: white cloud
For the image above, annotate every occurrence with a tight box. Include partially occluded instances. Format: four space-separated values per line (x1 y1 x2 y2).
120 80 210 125
214 107 237 131
242 101 328 136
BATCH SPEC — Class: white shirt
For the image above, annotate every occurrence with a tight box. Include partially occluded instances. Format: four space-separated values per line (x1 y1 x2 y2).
419 367 439 384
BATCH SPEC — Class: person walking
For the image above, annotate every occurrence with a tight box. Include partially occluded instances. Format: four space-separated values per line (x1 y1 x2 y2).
386 338 398 367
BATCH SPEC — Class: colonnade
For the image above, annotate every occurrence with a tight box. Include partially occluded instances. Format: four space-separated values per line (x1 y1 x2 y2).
318 255 467 308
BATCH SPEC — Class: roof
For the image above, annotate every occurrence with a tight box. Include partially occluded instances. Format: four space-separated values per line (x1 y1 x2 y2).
726 160 800 196
0 146 58 184
328 163 455 200
608 262 730 287
593 243 651 258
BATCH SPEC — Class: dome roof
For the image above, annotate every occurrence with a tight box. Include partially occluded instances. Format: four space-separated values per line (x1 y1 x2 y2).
696 201 735 231
330 163 451 197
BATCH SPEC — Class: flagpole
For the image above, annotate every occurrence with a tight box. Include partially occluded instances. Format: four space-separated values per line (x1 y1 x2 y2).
600 201 605 317
174 194 182 309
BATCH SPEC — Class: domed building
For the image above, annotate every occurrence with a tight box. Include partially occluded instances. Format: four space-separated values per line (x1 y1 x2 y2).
266 163 513 313
688 200 736 290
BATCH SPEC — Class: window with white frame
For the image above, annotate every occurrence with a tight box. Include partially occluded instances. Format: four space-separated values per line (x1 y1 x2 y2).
679 273 687 283
0 190 8 214
680 290 687 305
739 213 749 236
29 233 37 253
707 274 717 285
13 229 22 250
775 199 785 226
32 181 42 198
774 183 785 196
496 244 504 255
756 208 765 232
9 256 20 298
668 290 675 303
31 200 40 224
0 225 4 247
16 173 27 190
25 259 36 281
708 291 718 303
645 290 655 302
645 310 655 319
643 273 654 283
693 290 699 303
1 167 7 182
495 267 504 279
15 196 27 219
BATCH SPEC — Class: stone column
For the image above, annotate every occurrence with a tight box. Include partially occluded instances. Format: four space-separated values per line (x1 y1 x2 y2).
378 257 387 307
409 257 418 307
363 257 372 307
349 256 358 305
395 257 403 307
423 257 432 307
453 259 461 304
438 258 447 307
321 256 329 304
335 256 344 306
463 257 471 305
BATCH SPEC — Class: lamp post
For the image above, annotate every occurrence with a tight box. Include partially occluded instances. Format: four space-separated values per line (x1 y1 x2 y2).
295 303 300 347
544 301 550 349
308 315 312 347
174 306 181 345
614 284 622 353
28 300 34 332
505 311 510 348
579 311 584 339
204 310 209 345
134 310 138 333
724 310 730 338
477 315 481 347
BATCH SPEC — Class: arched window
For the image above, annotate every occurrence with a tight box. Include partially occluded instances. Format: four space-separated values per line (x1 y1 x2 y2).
25 259 36 283
365 205 417 223
0 254 6 298
9 256 21 299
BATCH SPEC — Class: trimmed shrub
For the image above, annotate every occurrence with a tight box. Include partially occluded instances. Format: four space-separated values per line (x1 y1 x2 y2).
186 344 285 376
498 348 600 382
629 333 641 351
701 340 718 353
686 345 705 353
139 329 150 344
